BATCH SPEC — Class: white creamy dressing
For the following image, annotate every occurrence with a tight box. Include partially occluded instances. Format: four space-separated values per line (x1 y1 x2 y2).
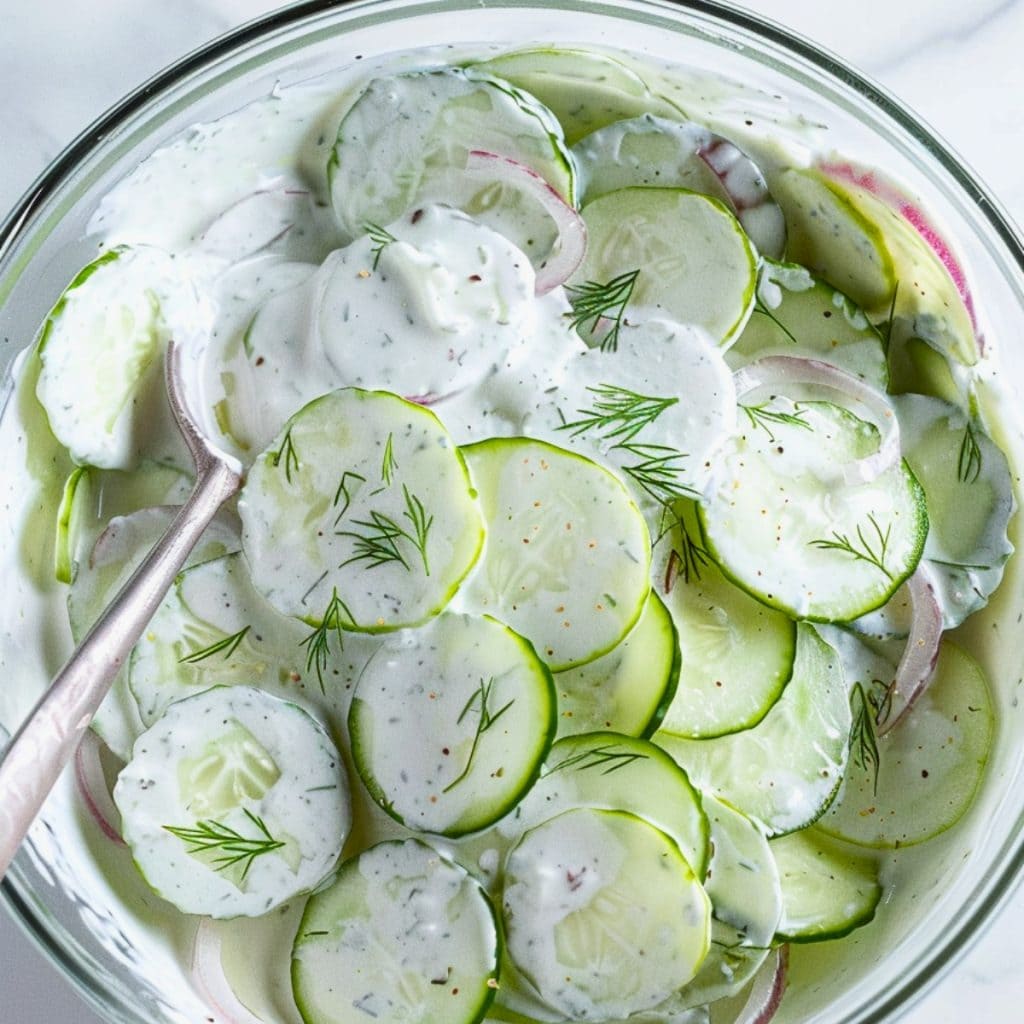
0 38 1020 1024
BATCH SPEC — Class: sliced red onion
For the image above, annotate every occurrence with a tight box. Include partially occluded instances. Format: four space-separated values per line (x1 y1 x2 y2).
733 355 900 485
698 137 787 259
74 732 124 845
200 184 310 262
734 945 788 1024
465 150 586 295
191 918 265 1024
877 564 943 735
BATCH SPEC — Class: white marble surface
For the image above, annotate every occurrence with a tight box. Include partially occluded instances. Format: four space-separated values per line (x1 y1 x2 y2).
1 0 1022 1021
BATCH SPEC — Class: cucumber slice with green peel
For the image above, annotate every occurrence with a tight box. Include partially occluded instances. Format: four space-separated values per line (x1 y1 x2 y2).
54 459 191 584
502 807 712 1020
349 612 555 837
460 437 650 671
113 685 350 918
572 115 786 259
292 839 500 1024
553 588 679 740
886 328 964 406
240 387 484 631
497 730 710 882
770 828 882 943
727 259 888 389
572 187 757 348
329 68 576 263
771 167 897 313
657 624 850 836
469 49 685 146
894 393 1014 571
35 245 211 471
818 639 994 849
128 551 374 727
825 173 978 366
660 501 796 739
69 506 239 760
700 399 929 623
527 318 737 512
637 796 782 1016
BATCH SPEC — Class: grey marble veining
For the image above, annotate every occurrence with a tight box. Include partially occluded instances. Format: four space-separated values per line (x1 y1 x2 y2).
1 1 1022 1022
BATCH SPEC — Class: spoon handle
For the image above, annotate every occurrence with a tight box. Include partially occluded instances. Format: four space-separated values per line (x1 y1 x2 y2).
0 457 241 878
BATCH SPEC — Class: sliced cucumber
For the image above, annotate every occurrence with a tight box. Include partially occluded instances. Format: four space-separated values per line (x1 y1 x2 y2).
69 506 239 760
553 588 679 739
460 437 650 671
470 49 685 146
502 807 711 1020
329 67 575 262
701 399 928 622
573 115 786 259
660 500 795 739
349 612 555 837
528 318 737 512
36 245 210 470
770 828 882 943
657 624 850 836
128 551 361 727
771 167 896 312
895 393 1014 588
639 796 782 1016
114 685 350 918
293 839 500 1024
316 205 536 401
240 388 483 631
497 730 710 882
572 187 756 348
818 639 994 848
727 259 888 389
54 459 191 585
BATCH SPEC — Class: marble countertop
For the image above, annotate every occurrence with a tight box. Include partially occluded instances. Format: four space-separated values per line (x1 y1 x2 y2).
1 0 1022 1021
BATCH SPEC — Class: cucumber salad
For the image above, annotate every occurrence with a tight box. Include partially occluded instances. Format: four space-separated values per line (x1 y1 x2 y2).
8 41 1014 1024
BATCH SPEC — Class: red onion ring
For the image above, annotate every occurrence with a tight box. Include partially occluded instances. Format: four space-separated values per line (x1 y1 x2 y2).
74 732 124 846
191 918 266 1024
734 945 788 1024
465 150 587 295
733 355 900 484
878 564 943 735
699 138 787 259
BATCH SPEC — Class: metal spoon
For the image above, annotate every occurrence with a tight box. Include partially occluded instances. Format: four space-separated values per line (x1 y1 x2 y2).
0 340 242 877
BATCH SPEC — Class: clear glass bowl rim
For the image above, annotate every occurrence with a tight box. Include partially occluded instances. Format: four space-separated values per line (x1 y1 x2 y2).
2 1 1023 1022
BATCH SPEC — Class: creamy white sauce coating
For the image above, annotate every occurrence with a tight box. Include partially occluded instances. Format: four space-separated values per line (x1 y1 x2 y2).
0 37 1018 1024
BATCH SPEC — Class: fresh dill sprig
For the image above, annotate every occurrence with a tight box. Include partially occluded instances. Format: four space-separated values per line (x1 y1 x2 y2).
849 682 882 794
300 588 353 691
179 626 251 665
751 298 799 345
809 513 894 581
338 485 432 575
740 402 812 443
957 423 983 484
333 469 367 525
163 809 284 880
443 678 515 793
545 742 649 776
381 432 398 486
559 384 679 444
883 281 900 349
667 516 711 589
364 222 397 271
564 269 640 353
271 427 300 483
615 442 697 505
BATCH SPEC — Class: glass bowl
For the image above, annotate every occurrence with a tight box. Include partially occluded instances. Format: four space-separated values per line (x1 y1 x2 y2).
1 1 1023 1022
